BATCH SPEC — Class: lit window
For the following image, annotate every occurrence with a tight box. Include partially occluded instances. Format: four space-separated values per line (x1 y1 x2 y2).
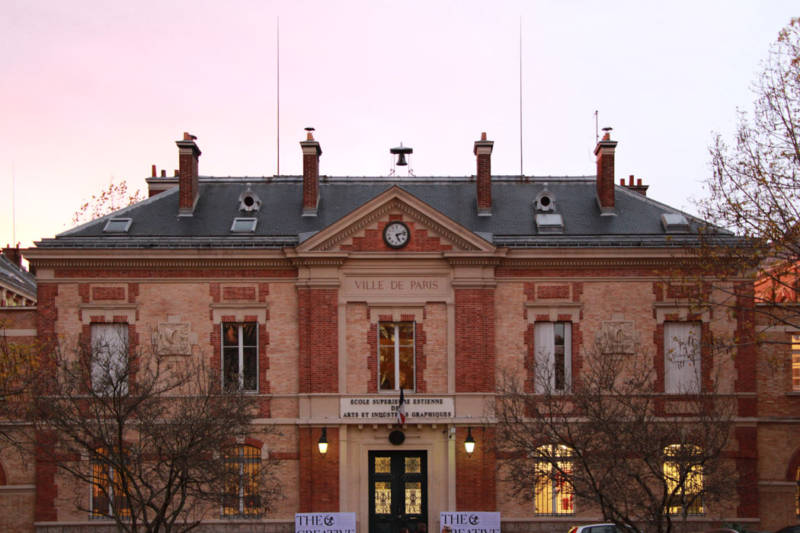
792 335 800 392
378 322 414 391
533 445 574 516
534 322 571 393
90 447 130 520
663 444 703 515
222 445 262 518
91 324 128 396
222 323 258 392
231 217 257 233
664 322 701 394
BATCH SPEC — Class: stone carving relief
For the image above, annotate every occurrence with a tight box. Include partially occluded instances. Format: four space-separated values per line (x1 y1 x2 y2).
597 320 636 354
157 323 191 356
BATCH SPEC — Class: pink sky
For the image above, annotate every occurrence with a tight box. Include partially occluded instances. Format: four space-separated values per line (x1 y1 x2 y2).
1 1 797 248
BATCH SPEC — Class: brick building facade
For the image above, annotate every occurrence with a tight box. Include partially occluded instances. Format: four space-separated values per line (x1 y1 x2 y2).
1 130 798 532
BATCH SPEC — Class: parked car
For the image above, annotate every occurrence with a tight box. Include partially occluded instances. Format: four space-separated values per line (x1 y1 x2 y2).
568 524 632 533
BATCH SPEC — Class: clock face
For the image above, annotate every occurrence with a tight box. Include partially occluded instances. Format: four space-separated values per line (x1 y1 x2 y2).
383 221 410 249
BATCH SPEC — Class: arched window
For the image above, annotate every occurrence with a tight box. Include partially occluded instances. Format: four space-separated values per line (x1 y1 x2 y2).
222 445 262 518
533 444 574 516
663 444 703 516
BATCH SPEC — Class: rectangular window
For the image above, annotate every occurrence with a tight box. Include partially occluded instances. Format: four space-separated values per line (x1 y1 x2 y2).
378 322 415 391
222 445 262 518
664 322 701 394
792 335 800 392
91 324 128 396
90 447 131 520
534 322 571 393
222 323 258 392
533 445 574 516
663 444 704 515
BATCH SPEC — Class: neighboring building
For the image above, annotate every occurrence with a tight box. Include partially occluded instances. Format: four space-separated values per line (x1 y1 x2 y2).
1 130 796 532
0 246 36 307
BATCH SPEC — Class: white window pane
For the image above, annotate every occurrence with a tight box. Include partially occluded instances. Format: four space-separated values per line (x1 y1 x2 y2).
534 323 555 393
91 324 128 395
665 322 701 393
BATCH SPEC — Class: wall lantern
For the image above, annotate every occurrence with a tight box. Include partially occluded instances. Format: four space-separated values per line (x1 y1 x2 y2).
318 428 328 455
464 427 476 456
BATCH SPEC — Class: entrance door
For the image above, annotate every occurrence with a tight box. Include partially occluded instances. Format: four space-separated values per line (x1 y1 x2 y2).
369 451 427 533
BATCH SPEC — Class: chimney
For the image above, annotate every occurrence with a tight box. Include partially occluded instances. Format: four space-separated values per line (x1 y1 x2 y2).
300 129 322 217
176 132 202 216
622 174 649 196
474 132 494 216
594 129 618 214
2 245 22 268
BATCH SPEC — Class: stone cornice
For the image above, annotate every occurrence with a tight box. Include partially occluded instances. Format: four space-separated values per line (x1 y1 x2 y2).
25 257 295 270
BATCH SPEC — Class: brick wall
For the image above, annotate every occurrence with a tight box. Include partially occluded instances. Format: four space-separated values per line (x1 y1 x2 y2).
298 427 339 512
455 289 495 392
298 288 338 393
455 427 496 510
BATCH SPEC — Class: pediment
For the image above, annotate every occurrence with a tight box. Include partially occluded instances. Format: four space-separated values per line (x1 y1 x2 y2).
297 186 495 253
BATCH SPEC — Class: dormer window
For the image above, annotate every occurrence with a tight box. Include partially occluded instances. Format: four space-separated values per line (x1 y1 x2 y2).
238 186 261 213
535 190 556 212
231 218 257 233
661 213 689 233
103 218 132 233
534 188 563 233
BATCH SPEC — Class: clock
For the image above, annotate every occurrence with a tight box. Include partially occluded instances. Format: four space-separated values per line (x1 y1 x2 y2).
383 221 410 249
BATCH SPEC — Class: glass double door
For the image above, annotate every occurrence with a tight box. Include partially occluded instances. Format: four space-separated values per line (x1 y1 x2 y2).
369 451 427 533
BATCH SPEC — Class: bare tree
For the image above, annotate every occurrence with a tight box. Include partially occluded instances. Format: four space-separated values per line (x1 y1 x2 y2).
493 341 734 533
31 330 280 532
72 179 145 225
0 320 37 443
697 18 800 335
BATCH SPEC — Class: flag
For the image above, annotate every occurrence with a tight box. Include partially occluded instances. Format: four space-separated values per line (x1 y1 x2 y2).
397 388 407 425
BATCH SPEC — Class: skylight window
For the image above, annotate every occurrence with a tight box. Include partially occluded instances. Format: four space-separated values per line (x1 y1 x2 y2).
231 217 258 233
661 213 690 233
536 213 564 234
103 218 132 233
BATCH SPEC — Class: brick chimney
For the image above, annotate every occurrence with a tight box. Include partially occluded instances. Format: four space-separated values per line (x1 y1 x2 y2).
2 245 22 267
300 129 322 217
474 132 494 216
594 129 618 215
619 174 649 196
176 132 201 216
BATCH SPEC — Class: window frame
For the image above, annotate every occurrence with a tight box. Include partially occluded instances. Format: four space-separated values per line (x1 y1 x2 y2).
378 321 415 392
222 445 262 519
90 323 129 396
89 447 131 521
663 444 704 516
221 322 259 393
533 321 572 394
533 444 575 516
664 322 702 394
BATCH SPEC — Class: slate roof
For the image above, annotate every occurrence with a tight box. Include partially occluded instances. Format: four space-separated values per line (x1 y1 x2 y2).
0 254 37 300
36 175 730 249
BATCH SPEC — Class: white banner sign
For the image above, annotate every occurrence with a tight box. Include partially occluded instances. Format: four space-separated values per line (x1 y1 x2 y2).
340 397 454 421
440 512 501 533
295 512 356 533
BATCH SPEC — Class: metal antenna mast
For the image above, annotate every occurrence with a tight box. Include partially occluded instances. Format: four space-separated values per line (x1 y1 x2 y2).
276 17 281 176
519 16 523 177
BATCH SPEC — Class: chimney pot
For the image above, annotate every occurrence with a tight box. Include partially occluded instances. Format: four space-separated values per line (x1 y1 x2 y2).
629 174 634 186
637 178 642 186
620 179 625 186
2 245 22 268
151 164 157 177
474 132 494 216
161 169 166 177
